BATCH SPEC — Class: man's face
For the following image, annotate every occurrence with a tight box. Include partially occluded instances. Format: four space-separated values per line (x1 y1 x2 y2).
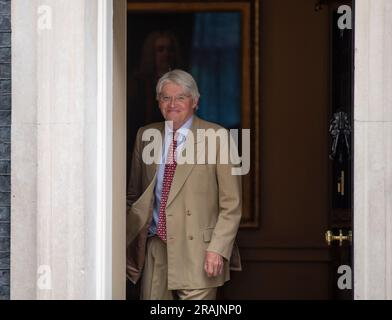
158 82 198 130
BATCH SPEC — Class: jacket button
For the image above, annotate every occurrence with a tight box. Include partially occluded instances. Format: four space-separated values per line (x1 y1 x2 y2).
186 210 191 216
188 236 193 240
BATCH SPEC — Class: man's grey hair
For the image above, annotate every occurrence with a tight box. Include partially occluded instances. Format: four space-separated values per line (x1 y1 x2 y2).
156 69 201 103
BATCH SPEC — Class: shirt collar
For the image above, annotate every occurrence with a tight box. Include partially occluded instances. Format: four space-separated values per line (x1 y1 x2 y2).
164 115 193 144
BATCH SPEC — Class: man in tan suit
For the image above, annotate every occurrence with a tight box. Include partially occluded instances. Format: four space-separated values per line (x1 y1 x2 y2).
126 69 242 300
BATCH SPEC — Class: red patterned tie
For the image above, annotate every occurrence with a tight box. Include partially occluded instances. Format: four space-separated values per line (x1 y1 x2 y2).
157 133 178 241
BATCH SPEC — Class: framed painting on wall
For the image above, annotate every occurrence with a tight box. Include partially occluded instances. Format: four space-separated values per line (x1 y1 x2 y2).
127 0 260 227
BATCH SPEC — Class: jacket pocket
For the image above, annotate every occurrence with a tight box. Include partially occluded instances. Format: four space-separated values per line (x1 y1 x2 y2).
203 228 215 242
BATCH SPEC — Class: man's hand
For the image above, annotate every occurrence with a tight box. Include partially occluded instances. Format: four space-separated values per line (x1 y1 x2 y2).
204 251 224 277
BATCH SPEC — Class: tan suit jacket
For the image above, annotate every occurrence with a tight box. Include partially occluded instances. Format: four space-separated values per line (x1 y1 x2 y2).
126 115 242 290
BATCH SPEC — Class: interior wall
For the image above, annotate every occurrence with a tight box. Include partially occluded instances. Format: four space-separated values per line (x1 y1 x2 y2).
223 0 330 299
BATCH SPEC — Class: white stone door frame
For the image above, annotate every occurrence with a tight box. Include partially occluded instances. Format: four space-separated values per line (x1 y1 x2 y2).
11 0 126 299
96 0 113 300
353 0 392 299
86 0 127 300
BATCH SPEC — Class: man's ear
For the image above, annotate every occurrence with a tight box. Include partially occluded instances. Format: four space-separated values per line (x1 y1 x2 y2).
192 98 199 110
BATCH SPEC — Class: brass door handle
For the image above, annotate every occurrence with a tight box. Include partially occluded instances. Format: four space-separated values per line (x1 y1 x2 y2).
325 229 352 246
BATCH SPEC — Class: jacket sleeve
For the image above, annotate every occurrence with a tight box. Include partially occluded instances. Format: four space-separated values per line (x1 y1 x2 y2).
206 132 242 260
127 127 143 208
